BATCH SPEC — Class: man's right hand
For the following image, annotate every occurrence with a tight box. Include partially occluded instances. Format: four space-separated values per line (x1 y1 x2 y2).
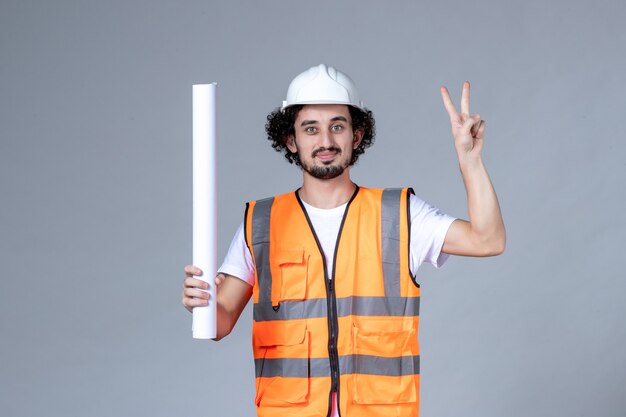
181 265 225 313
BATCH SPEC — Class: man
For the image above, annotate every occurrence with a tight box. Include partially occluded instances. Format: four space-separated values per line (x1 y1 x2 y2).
182 64 505 417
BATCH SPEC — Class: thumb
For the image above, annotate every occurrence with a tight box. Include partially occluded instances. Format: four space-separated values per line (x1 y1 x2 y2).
215 274 225 287
462 114 481 134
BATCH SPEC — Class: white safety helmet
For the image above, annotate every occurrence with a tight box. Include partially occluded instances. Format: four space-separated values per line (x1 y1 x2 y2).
282 64 364 110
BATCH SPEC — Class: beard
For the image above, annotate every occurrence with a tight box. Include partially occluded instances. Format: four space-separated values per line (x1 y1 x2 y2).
299 146 349 179
305 164 346 179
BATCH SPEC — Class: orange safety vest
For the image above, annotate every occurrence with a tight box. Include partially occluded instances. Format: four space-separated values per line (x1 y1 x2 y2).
245 186 421 417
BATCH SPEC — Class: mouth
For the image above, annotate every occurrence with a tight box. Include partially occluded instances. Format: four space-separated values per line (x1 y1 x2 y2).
313 147 341 162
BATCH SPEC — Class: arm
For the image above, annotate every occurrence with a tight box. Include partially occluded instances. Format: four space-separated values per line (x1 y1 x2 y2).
440 82 506 257
182 267 253 341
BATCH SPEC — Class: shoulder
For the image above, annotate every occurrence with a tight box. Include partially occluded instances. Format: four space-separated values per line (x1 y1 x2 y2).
357 186 413 198
247 190 298 205
408 192 428 210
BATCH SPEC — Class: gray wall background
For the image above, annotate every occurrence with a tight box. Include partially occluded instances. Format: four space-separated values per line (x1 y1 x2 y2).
2 0 625 416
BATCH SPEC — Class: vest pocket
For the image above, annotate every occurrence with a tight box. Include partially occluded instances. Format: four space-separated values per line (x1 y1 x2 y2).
272 247 309 302
351 322 417 404
255 321 310 407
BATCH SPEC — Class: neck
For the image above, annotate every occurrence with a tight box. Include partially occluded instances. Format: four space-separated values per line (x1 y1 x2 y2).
298 169 356 209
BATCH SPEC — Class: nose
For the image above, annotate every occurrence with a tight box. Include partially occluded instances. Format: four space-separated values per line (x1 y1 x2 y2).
319 129 334 148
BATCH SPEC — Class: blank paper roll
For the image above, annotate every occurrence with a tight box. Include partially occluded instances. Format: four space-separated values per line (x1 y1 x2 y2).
192 83 217 340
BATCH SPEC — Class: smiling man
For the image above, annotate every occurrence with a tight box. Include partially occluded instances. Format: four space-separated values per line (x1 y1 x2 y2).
291 106 356 179
182 64 505 417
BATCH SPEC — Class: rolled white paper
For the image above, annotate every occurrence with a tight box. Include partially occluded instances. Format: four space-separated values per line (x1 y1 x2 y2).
192 83 217 339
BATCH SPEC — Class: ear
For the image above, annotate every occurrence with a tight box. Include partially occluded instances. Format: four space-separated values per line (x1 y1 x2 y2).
286 135 297 153
352 129 364 149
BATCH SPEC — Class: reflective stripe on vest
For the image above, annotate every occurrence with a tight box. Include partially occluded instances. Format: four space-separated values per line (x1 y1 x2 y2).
249 196 274 305
246 187 421 417
256 354 420 378
381 188 402 298
253 295 419 321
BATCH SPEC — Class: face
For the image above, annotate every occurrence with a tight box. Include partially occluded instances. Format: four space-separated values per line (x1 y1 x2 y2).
287 104 363 180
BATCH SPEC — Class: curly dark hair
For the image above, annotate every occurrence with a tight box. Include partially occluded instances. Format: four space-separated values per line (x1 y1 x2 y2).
265 105 376 167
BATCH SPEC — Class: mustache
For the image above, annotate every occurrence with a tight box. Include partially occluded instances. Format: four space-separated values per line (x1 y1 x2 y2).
312 147 342 158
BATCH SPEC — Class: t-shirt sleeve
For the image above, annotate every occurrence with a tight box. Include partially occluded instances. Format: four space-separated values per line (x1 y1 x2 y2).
409 193 456 275
218 222 255 286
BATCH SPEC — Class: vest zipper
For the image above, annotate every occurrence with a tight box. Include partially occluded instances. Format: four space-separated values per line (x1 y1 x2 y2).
295 186 360 417
326 278 340 391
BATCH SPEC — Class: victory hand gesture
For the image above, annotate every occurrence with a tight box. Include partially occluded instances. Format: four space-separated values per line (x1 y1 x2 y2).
441 81 485 158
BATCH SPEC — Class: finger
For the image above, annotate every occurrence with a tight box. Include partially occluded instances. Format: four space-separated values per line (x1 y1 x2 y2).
469 114 482 137
184 276 209 289
475 120 486 138
440 86 458 118
462 115 479 134
461 81 470 115
183 297 209 309
184 287 210 300
182 288 209 312
470 123 479 138
184 265 203 277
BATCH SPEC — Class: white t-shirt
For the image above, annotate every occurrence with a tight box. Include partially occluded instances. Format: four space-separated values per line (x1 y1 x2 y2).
218 193 456 286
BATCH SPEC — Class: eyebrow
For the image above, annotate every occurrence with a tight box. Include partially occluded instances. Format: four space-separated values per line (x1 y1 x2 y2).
299 116 349 127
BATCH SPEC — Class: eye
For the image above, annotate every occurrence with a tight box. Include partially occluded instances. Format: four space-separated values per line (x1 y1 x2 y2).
305 126 317 134
331 124 344 132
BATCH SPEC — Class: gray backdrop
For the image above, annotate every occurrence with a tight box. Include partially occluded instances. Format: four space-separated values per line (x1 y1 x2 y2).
2 0 625 416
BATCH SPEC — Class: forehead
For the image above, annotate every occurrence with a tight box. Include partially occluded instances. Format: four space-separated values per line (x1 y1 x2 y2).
295 104 352 124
